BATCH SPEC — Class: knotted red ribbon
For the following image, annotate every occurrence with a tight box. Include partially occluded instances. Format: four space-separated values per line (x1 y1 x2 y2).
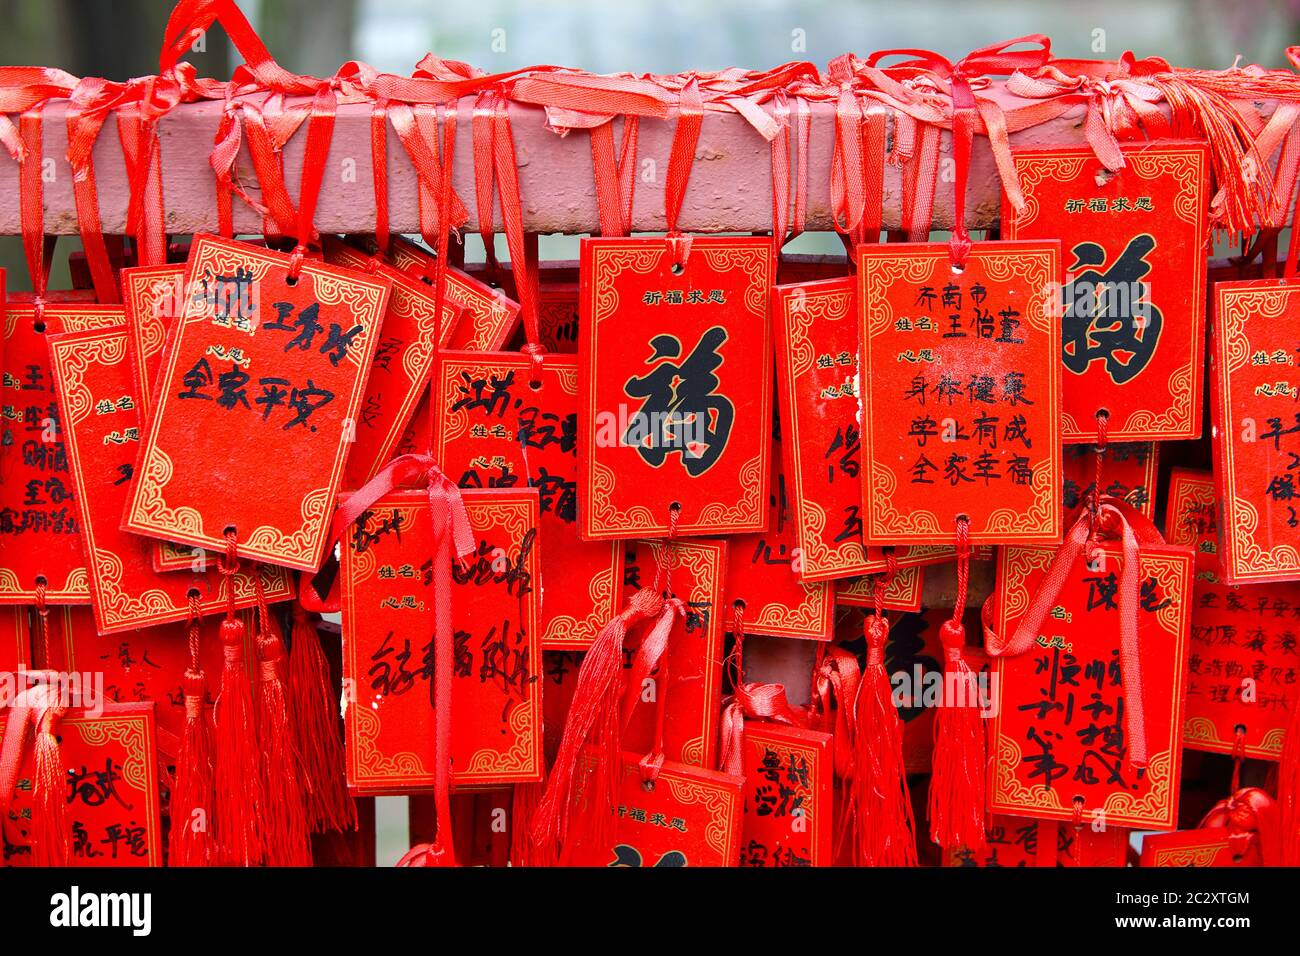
867 35 1050 266
717 604 800 777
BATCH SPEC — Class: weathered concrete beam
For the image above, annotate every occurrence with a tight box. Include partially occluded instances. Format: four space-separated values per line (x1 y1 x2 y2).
0 96 1150 237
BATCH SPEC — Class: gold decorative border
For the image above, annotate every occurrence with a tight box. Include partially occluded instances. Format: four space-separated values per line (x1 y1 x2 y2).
341 493 542 789
71 712 161 864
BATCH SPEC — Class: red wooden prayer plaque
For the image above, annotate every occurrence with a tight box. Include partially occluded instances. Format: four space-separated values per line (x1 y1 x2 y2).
834 565 925 613
724 437 833 641
1140 827 1239 867
857 241 1063 545
1 607 28 671
323 238 460 488
433 351 622 650
579 236 774 539
122 263 212 573
623 538 726 768
124 234 390 571
340 488 542 793
367 235 520 351
568 752 743 867
1 305 123 604
772 277 958 575
1062 441 1159 518
48 325 292 633
1166 467 1299 760
737 722 833 867
1212 279 1300 584
1 702 161 867
948 814 1129 867
773 276 873 580
1005 143 1209 442
538 280 580 354
989 543 1193 829
58 610 230 747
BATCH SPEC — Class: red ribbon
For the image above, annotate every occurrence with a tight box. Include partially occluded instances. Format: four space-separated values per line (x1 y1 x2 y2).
333 454 473 866
867 36 1050 265
984 497 1163 772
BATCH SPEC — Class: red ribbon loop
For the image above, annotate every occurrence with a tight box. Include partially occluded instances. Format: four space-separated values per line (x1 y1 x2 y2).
985 497 1163 771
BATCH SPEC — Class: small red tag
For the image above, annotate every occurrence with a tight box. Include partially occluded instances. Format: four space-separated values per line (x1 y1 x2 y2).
124 235 390 571
1063 441 1159 517
48 325 293 632
340 488 543 793
1167 467 1299 760
568 753 743 867
1212 279 1300 584
0 306 122 604
1 702 162 867
857 241 1063 545
989 543 1193 829
579 236 774 538
1005 142 1209 441
738 722 833 867
56 608 232 747
432 351 622 649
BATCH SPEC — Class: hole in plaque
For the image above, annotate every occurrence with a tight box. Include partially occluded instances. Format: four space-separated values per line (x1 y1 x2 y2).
186 587 202 600
34 575 47 587
285 275 299 287
223 524 238 537
670 262 684 276
32 320 46 334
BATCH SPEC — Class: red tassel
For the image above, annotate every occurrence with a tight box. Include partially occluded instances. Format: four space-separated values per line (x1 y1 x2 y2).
31 709 68 867
854 615 917 866
928 617 987 852
509 779 544 867
255 621 313 866
531 586 663 864
168 669 218 866
1279 692 1300 865
287 601 356 834
213 616 263 866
